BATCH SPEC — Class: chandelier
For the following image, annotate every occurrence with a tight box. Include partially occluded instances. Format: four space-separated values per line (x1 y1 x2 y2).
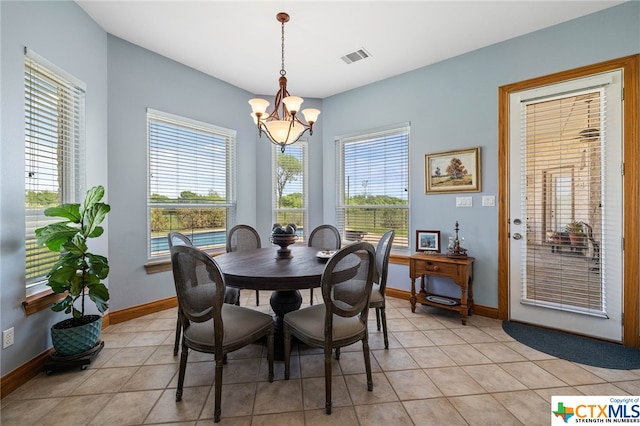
249 12 320 153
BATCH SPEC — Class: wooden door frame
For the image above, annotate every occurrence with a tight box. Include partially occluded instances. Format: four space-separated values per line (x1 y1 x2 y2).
497 55 640 347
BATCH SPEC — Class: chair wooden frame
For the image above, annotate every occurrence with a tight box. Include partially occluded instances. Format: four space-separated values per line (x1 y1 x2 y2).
226 225 262 305
283 241 376 414
307 225 342 305
170 245 274 423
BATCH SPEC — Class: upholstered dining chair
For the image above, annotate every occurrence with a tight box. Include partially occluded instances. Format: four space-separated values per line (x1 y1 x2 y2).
170 244 274 423
168 232 240 356
307 224 342 305
283 241 376 414
226 225 262 305
369 230 395 349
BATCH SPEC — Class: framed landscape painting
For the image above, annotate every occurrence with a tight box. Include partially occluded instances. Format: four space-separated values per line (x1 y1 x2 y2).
425 147 481 193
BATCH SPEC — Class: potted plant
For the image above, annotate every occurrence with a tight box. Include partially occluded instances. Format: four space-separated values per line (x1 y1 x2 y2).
564 220 586 248
35 185 110 357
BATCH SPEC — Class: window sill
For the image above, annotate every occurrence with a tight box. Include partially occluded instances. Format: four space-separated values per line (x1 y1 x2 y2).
22 290 66 316
145 248 226 274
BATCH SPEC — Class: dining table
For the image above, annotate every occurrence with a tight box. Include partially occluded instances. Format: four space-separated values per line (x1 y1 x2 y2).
214 244 360 354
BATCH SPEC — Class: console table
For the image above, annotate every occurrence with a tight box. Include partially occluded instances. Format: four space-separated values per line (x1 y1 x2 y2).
409 253 475 325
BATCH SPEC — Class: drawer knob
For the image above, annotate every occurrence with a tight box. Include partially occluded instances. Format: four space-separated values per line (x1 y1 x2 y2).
430 265 440 271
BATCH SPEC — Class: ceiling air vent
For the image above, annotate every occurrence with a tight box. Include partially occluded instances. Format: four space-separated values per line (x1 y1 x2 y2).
340 48 371 64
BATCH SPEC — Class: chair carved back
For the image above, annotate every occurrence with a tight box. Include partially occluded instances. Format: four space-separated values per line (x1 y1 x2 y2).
227 225 261 252
308 225 341 250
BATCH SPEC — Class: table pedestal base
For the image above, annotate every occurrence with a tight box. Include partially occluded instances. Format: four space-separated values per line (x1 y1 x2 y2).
270 290 302 359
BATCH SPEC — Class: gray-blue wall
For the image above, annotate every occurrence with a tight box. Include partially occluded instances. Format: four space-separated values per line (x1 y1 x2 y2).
1 0 638 377
1 1 108 376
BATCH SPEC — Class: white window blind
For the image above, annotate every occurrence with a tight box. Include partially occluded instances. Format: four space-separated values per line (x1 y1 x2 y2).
147 109 236 258
24 50 86 296
272 141 307 240
520 86 615 316
335 124 409 251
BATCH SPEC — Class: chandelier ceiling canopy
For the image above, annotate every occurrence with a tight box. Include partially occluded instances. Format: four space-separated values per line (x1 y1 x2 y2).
248 12 320 153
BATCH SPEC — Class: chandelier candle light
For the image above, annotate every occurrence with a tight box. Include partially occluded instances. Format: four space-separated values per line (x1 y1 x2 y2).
249 12 320 153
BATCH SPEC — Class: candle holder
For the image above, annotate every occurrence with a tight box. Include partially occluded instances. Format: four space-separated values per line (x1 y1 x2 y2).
447 221 468 258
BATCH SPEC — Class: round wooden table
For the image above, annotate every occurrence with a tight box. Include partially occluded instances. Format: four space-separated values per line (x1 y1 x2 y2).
214 245 359 335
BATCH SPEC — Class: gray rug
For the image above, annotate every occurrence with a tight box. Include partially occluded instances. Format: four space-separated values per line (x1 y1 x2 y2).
502 321 640 370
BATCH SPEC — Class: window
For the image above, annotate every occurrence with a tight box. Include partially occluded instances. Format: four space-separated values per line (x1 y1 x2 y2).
147 109 236 258
24 50 86 296
335 123 409 251
272 141 307 239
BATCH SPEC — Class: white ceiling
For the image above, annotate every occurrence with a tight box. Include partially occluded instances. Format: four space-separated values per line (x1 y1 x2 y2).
76 1 624 99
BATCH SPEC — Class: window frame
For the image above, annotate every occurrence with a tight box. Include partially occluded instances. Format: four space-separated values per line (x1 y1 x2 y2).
272 141 308 240
24 48 87 297
335 123 410 253
146 108 236 259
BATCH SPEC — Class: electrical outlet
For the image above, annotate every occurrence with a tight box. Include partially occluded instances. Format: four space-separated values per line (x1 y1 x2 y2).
3 327 14 348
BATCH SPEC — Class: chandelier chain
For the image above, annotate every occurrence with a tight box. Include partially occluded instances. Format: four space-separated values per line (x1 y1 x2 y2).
280 19 286 77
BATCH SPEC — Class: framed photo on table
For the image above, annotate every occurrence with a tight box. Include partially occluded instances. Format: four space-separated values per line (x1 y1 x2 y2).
416 230 441 253
425 147 481 193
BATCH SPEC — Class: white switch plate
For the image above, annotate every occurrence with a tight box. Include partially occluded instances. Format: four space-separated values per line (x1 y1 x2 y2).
482 195 495 207
456 196 472 207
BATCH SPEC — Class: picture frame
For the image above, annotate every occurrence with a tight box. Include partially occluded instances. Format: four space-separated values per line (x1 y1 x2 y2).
425 147 481 193
416 230 441 252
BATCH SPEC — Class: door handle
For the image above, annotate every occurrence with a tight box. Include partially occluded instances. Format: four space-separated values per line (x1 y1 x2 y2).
513 233 522 240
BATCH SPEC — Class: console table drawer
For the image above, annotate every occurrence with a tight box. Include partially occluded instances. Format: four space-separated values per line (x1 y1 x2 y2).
412 261 458 277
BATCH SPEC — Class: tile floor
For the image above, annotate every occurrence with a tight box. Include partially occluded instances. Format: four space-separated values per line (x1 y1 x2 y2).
2 292 640 425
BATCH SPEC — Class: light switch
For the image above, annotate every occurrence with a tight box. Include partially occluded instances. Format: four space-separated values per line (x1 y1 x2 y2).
456 197 472 207
482 196 495 207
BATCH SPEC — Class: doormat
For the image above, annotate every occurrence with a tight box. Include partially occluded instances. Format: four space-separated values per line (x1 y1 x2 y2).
502 321 640 370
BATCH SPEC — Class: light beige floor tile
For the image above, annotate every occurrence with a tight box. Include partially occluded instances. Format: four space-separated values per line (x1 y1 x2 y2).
253 379 303 414
299 353 342 378
125 330 173 347
0 398 61 425
197 417 248 425
575 382 631 395
471 342 527 363
535 359 607 386
250 411 305 425
499 361 568 389
302 375 352 410
368 331 402 349
91 389 163 425
613 380 640 395
480 326 517 342
465 315 503 328
72 366 138 394
145 317 177 331
423 329 467 345
492 390 551 426
337 350 381 375
393 330 435 347
534 386 585 401
4 369 96 400
424 366 486 396
576 364 640 382
344 372 398 405
406 315 449 330
503 340 557 360
304 406 359 425
101 346 155 367
385 369 443 400
144 344 181 365
385 318 419 332
403 398 468 426
372 348 420 371
449 394 522 425
200 382 257 419
168 361 215 388
439 344 493 366
354 401 413 425
219 357 262 384
143 388 206 424
451 326 496 343
463 364 527 393
122 364 179 391
37 395 113 426
406 346 457 368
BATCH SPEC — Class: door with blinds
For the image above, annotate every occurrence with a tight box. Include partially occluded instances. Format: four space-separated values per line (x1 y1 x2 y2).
508 70 623 341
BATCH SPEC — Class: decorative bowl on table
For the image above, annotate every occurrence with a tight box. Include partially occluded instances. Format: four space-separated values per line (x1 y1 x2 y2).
271 223 298 259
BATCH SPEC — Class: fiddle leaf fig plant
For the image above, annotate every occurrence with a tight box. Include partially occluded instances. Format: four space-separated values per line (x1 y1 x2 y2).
35 185 110 322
